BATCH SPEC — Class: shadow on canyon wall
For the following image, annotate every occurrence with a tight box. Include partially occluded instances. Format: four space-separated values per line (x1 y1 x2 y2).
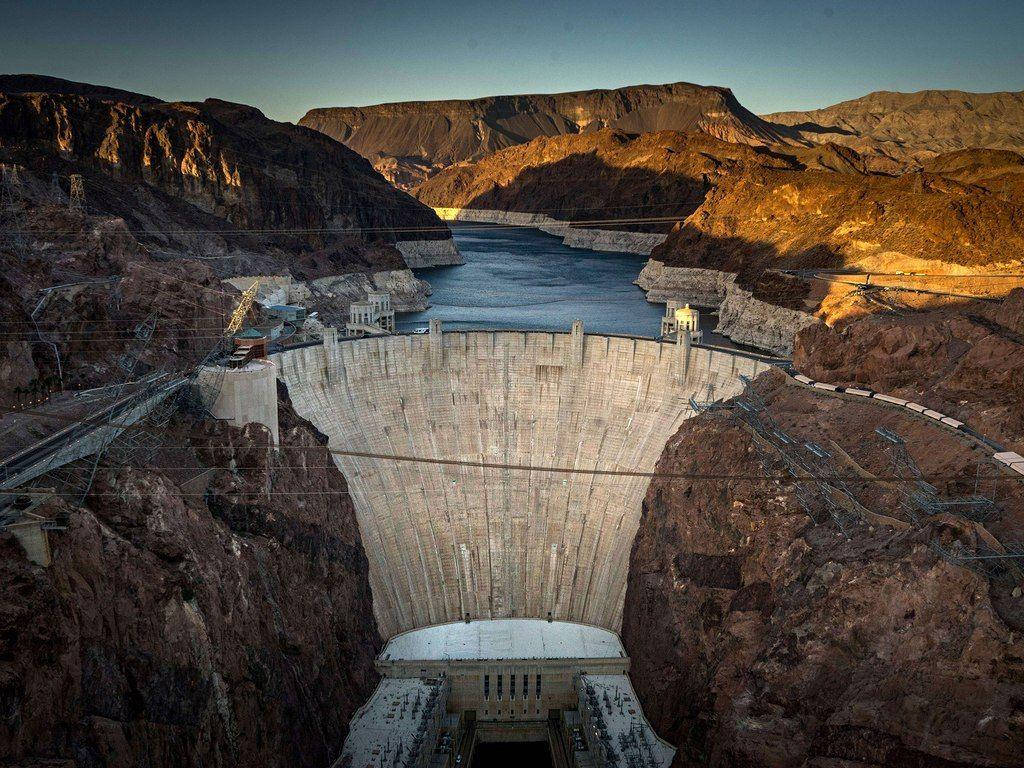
453 150 715 232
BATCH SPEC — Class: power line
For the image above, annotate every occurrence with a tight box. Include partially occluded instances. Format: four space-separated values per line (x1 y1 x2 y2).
4 215 687 239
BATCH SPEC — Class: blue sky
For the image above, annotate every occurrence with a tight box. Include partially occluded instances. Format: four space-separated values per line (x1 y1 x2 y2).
2 0 1022 121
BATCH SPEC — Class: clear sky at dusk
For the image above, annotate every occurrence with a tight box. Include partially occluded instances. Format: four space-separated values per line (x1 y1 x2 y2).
3 0 1022 121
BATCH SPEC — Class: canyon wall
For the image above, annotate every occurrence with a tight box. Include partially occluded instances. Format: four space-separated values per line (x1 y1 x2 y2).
300 82 803 187
275 330 772 638
0 400 382 768
623 292 1024 766
0 75 453 278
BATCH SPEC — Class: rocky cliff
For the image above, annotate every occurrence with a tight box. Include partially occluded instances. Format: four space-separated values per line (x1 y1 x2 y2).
794 288 1024 450
0 394 382 767
0 74 456 276
300 82 804 187
765 89 1024 173
623 293 1024 765
651 160 1024 323
0 75 460 394
415 130 800 232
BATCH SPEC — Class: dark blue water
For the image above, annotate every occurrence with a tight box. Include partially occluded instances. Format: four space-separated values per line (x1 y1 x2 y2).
399 225 723 340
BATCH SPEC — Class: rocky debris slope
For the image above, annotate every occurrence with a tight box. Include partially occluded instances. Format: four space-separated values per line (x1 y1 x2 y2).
0 393 381 768
415 130 800 232
0 74 456 276
765 89 1024 173
921 148 1024 206
301 82 804 187
623 335 1024 766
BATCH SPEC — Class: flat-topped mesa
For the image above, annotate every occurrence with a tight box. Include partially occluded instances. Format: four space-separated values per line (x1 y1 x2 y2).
300 81 805 187
274 327 773 638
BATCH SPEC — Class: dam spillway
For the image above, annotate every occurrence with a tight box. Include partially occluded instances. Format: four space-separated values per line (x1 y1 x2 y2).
275 327 770 637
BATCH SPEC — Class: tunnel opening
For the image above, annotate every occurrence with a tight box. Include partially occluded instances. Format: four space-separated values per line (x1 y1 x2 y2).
471 741 552 768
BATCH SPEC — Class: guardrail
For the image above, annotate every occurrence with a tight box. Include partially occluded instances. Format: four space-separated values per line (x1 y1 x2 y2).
787 372 1023 477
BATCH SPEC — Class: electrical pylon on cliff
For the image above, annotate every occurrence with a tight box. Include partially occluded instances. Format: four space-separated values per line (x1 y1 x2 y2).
68 174 85 212
1 163 28 256
50 171 65 202
226 278 260 336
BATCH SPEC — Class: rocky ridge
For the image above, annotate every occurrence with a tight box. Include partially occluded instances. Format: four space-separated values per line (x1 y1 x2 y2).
416 130 800 231
0 75 454 273
765 89 1024 173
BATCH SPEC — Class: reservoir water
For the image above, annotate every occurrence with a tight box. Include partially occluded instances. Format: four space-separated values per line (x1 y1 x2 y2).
399 224 727 342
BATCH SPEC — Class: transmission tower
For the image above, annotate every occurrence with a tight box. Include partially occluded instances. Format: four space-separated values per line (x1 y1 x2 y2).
50 171 66 203
68 174 85 212
1 163 28 257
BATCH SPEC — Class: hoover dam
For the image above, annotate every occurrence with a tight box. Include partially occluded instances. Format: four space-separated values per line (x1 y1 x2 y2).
274 323 772 638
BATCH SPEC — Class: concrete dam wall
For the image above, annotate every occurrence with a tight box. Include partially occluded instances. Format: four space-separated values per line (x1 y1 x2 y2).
275 329 771 638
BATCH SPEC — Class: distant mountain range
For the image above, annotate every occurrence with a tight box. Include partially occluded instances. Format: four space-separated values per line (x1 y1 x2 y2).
301 82 1024 187
765 89 1024 172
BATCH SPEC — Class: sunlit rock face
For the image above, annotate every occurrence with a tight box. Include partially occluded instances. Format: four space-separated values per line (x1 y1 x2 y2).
276 330 770 637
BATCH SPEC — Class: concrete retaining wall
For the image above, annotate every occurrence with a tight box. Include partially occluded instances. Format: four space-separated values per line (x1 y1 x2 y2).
201 360 280 445
276 331 770 637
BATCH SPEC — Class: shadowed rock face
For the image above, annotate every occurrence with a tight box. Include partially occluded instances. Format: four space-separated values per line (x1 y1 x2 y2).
0 395 382 768
623 349 1024 767
0 74 451 258
299 82 804 187
414 130 801 231
765 89 1024 172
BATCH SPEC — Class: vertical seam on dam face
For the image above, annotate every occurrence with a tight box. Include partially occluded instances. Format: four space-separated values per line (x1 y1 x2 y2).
276 332 766 638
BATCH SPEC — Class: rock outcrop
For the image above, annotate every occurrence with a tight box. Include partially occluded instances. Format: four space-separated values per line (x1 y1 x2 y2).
301 83 804 187
623 351 1024 767
0 396 382 768
651 162 1024 329
417 130 799 232
715 284 818 355
765 89 1024 172
794 288 1024 451
395 238 463 267
0 74 454 276
308 268 433 313
635 261 736 306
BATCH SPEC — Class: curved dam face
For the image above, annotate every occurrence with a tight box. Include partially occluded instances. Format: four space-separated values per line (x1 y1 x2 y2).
276 329 770 638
